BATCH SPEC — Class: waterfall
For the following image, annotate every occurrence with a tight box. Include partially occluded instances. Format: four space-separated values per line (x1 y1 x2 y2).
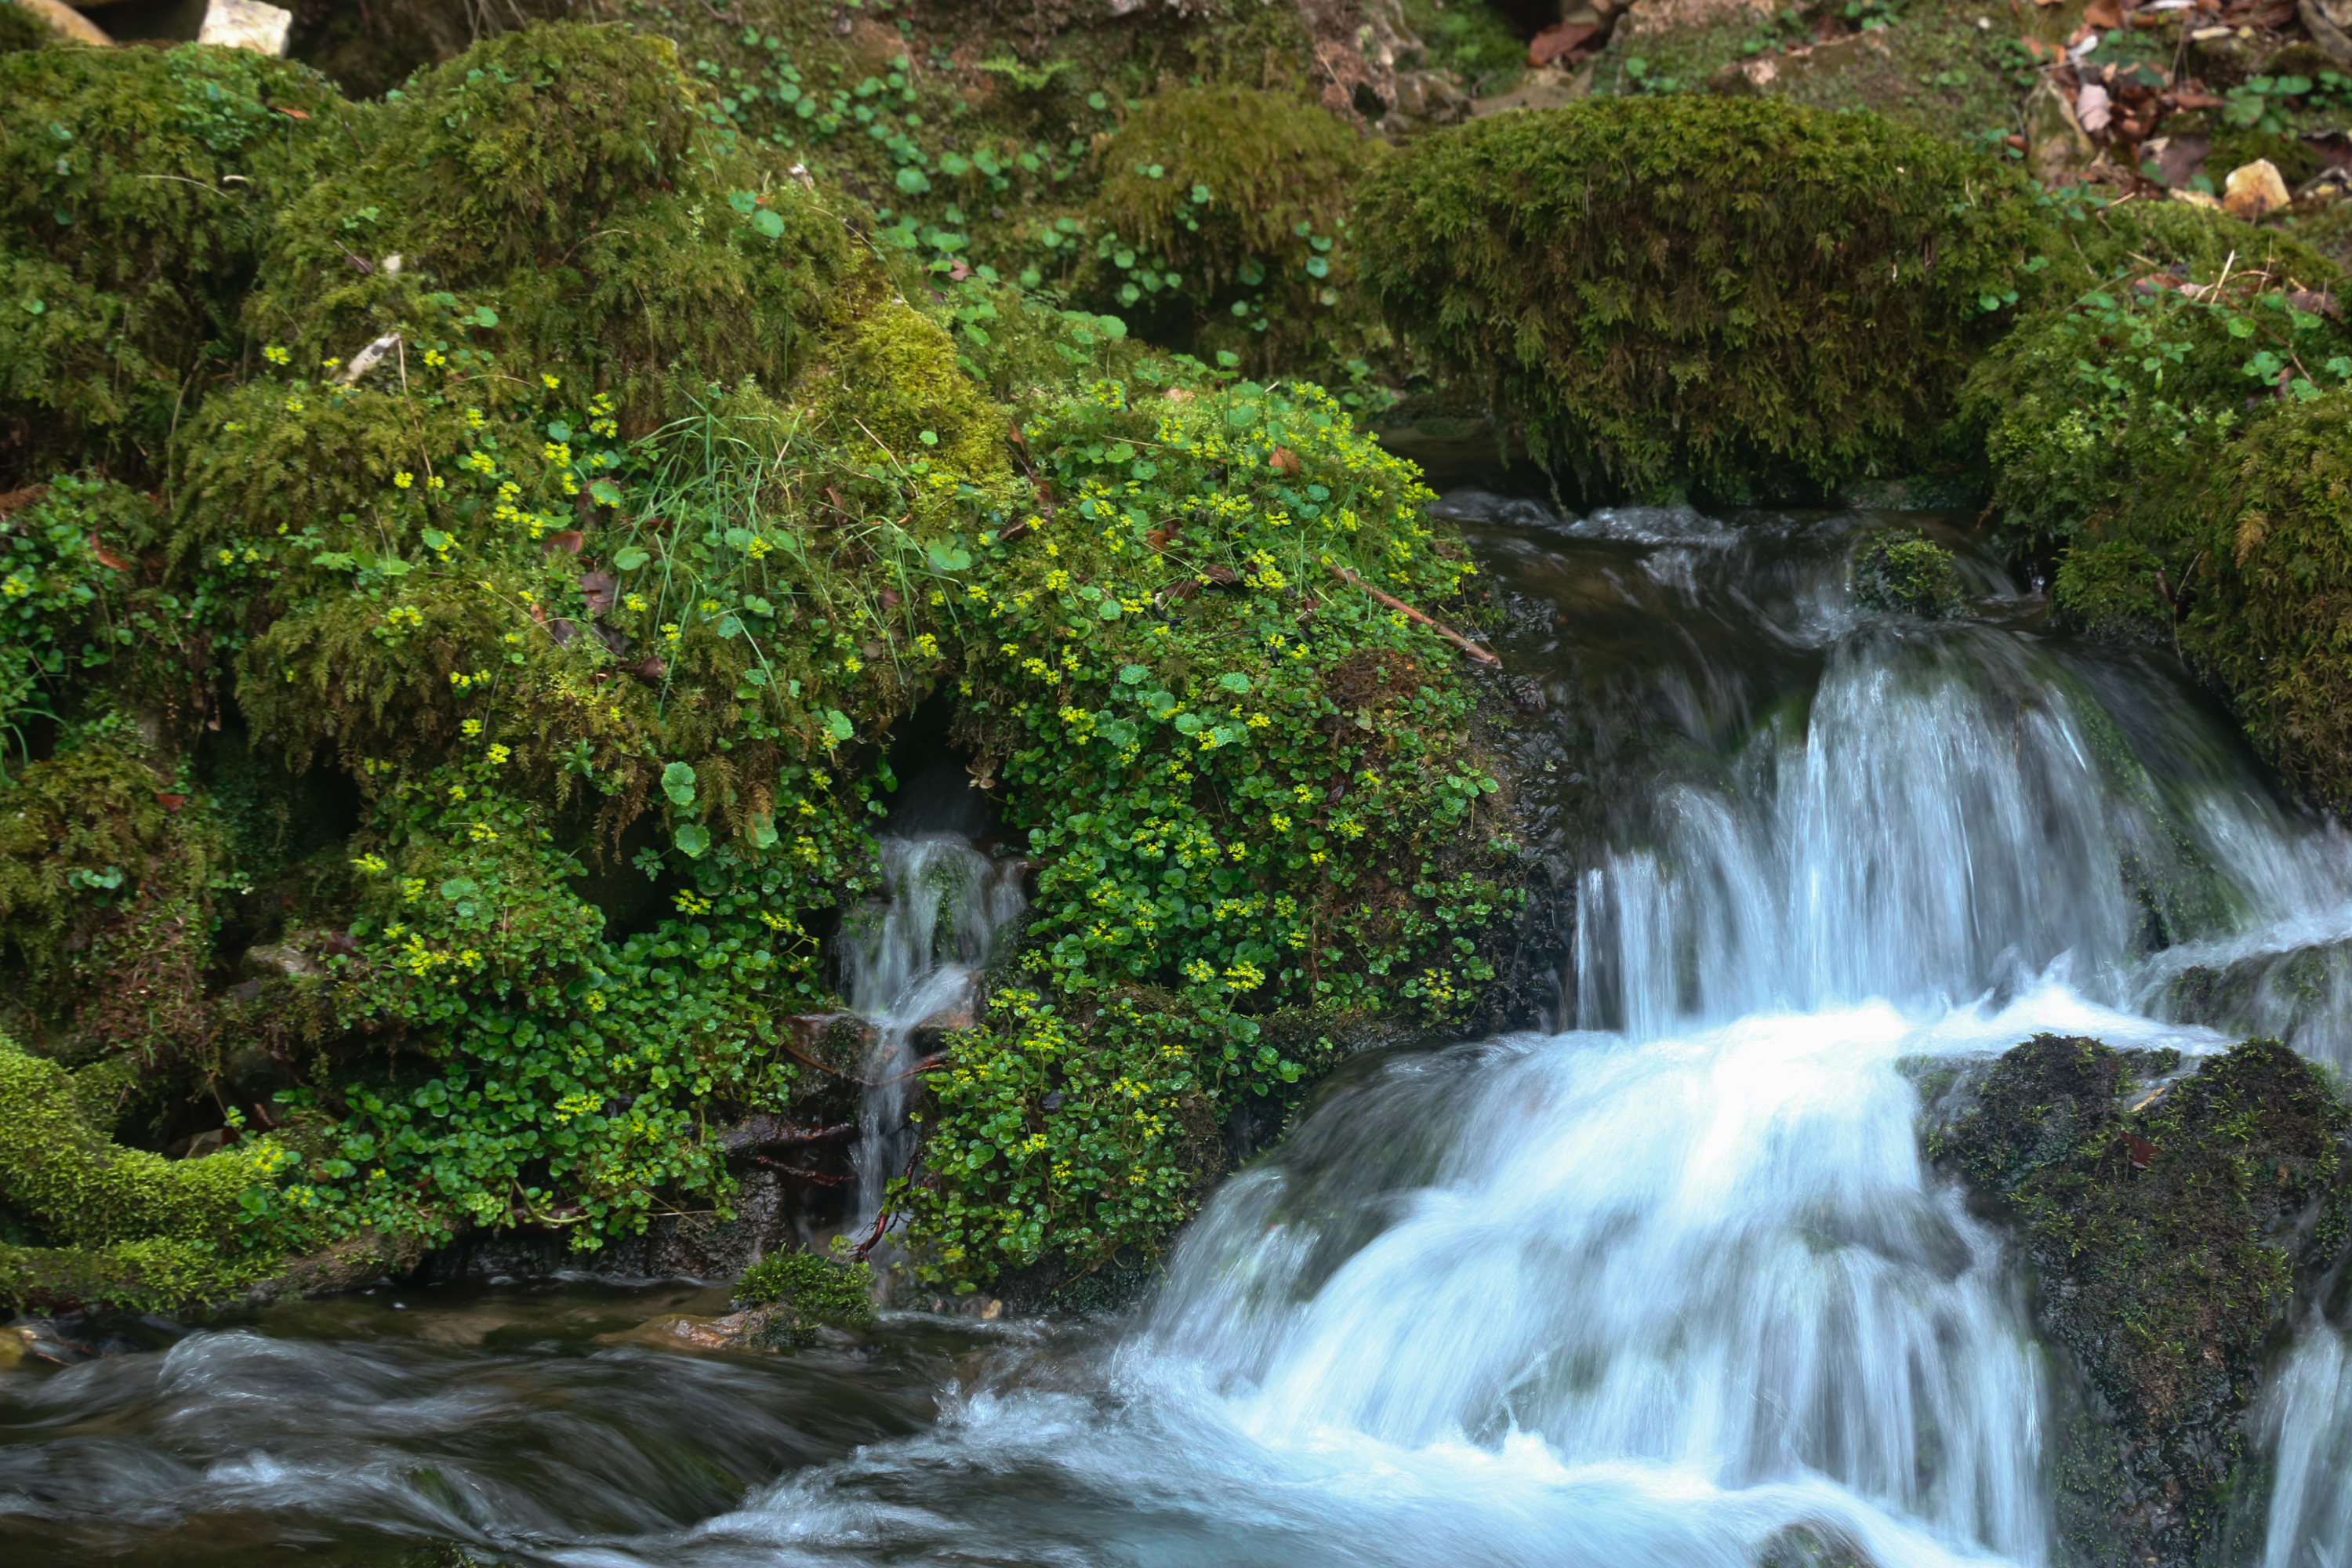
18 502 2352 1568
837 833 1025 1225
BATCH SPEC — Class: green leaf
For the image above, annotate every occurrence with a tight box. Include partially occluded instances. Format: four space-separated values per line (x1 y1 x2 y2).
439 877 478 900
753 208 786 239
589 477 624 506
1119 663 1149 684
673 823 710 858
750 814 779 850
612 546 650 572
825 709 855 741
471 306 499 328
895 167 932 195
1217 672 1250 692
928 542 972 572
662 760 697 807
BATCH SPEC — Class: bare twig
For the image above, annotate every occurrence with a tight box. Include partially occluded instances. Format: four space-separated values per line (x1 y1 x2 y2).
1323 561 1502 668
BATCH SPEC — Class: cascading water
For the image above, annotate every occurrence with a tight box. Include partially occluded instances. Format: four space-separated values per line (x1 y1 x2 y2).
837 834 1026 1225
9 497 2352 1568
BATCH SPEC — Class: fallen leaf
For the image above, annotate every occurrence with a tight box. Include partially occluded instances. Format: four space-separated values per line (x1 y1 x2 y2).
270 104 312 121
579 571 616 614
87 533 132 572
1528 20 1601 63
154 793 185 811
2085 0 2122 27
2077 80 2114 132
2125 1132 2158 1170
542 529 584 555
1269 447 1301 476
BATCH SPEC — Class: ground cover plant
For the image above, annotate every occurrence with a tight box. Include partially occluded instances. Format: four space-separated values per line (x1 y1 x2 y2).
0 12 1528 1309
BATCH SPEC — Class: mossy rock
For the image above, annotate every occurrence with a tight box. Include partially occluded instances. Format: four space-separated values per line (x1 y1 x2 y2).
1082 85 1379 374
0 42 348 481
2190 387 2352 813
1850 528 1960 618
731 1250 874 1348
1936 1033 2352 1566
243 23 862 435
0 1032 281 1314
1356 95 2040 501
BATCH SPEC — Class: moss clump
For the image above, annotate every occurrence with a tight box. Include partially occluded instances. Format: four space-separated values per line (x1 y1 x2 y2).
0 1033 282 1313
1357 96 2038 500
1850 529 1961 618
0 1 49 55
732 1250 874 1348
2189 390 2352 811
0 735 230 1065
1962 203 2350 651
0 42 347 482
1937 1033 2352 1565
1083 86 1377 376
243 22 858 436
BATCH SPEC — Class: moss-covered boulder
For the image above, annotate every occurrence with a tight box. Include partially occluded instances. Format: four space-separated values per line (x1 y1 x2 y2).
241 23 860 440
1931 1033 2352 1567
1850 528 1961 618
2187 390 2352 811
0 1033 281 1313
1356 96 2040 500
0 42 348 482
1082 85 1378 376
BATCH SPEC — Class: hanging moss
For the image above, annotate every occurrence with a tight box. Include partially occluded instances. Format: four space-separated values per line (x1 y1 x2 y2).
0 42 348 482
0 1033 284 1314
1356 96 2042 501
1935 1033 2352 1566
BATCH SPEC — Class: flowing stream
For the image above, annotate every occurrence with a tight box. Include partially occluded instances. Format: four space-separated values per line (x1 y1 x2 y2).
8 499 2352 1566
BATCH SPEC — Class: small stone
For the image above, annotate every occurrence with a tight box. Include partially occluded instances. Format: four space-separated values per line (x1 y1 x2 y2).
2223 158 2290 221
197 0 292 56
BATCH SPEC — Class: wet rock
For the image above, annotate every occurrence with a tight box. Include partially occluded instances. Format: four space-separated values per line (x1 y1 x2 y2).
2224 158 2292 221
1927 1033 2352 1568
622 1252 875 1352
242 941 328 979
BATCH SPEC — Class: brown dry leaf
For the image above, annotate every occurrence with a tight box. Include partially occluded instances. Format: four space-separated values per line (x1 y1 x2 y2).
1269 447 1301 476
542 529 584 555
2085 0 2122 28
154 793 185 812
87 534 132 572
579 571 616 614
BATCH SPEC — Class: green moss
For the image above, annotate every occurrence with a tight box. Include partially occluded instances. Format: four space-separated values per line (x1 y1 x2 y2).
2209 128 2325 192
0 1033 284 1313
0 42 347 481
1400 0 1527 96
1357 96 2038 500
1083 86 1380 376
0 2 49 54
732 1249 873 1347
1963 205 2352 653
1938 1033 2352 1565
2187 389 2352 811
1850 528 1960 617
243 23 858 435
0 735 231 1064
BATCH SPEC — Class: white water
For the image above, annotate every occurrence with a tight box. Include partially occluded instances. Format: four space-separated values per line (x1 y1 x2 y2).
522 506 2348 1568
837 835 1025 1224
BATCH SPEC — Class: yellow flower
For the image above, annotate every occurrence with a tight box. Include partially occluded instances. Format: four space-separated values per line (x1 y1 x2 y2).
394 471 414 489
541 372 561 390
